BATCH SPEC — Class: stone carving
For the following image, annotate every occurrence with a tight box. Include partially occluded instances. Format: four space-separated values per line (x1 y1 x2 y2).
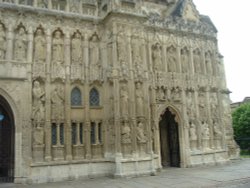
121 121 131 144
181 48 189 73
193 49 201 74
0 24 6 59
70 0 80 13
120 83 129 118
210 93 218 118
202 121 210 150
15 27 27 61
32 80 45 127
189 121 197 151
117 31 127 65
167 46 177 72
132 36 143 79
135 82 144 117
34 28 46 63
90 33 101 81
136 121 147 143
33 126 44 146
156 86 166 101
52 30 64 63
51 84 64 120
37 0 47 8
171 86 181 102
71 32 82 64
152 43 162 71
186 91 195 118
213 120 222 149
205 52 213 75
198 92 206 117
52 30 64 79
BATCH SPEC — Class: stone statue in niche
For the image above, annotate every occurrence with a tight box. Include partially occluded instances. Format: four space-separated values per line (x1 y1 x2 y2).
37 0 47 8
205 52 213 75
132 36 142 65
52 30 64 63
167 46 177 72
136 121 147 143
135 82 144 117
34 28 46 63
156 86 166 101
117 31 127 66
90 34 101 81
0 24 6 59
70 0 79 13
51 84 64 120
71 32 82 64
15 27 27 61
213 120 222 149
33 126 44 146
198 92 206 117
202 121 210 150
186 91 195 118
152 43 162 71
121 121 131 144
32 80 45 127
52 30 64 78
193 50 201 73
181 48 189 73
210 93 218 118
120 83 129 118
189 121 197 151
171 86 181 102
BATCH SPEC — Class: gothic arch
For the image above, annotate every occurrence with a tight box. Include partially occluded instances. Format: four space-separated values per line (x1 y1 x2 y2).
89 87 100 106
71 87 82 106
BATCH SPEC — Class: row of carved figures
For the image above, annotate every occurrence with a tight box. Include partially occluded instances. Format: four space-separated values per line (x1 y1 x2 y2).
0 23 224 78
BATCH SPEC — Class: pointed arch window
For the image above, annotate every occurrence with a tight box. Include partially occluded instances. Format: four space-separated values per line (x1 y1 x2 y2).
89 88 100 106
71 87 82 106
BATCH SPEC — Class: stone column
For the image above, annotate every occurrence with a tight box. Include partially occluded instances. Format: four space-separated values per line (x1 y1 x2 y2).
6 24 14 61
27 27 33 63
176 46 182 73
194 88 201 150
33 0 38 7
65 0 70 12
48 0 52 9
127 34 137 157
44 28 52 161
201 48 206 74
83 33 91 159
205 88 213 149
64 32 72 161
162 44 167 72
189 49 195 75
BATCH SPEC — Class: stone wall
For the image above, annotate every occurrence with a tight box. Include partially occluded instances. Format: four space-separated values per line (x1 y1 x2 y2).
0 0 239 184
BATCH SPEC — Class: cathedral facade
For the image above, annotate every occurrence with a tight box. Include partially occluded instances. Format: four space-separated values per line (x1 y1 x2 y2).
0 0 239 184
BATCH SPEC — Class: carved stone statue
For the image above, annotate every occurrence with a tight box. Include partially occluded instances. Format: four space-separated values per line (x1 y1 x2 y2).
37 0 47 8
71 32 82 64
121 121 131 144
117 32 127 65
171 86 181 101
51 84 64 120
32 80 45 127
135 82 144 117
202 121 210 150
181 48 189 73
15 27 27 61
198 92 206 117
210 93 218 118
186 91 195 118
90 34 100 81
205 52 213 75
189 121 197 151
0 24 6 59
52 30 64 63
34 28 46 63
132 37 142 65
152 43 162 71
33 126 44 146
120 83 129 118
136 121 147 143
167 46 177 72
213 121 222 149
193 50 201 73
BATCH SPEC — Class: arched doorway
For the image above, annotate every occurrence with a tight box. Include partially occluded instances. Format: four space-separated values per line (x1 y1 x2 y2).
0 95 15 182
159 108 180 167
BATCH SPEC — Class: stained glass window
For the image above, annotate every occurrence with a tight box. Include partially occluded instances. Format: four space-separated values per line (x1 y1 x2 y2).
89 88 100 106
71 87 82 106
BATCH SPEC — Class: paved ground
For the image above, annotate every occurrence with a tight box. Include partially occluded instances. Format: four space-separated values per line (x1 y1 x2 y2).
1 158 250 188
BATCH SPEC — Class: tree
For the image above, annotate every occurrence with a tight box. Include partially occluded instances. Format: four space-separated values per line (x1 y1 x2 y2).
232 103 250 152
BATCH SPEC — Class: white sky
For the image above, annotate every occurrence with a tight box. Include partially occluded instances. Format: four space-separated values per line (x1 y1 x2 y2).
193 0 250 102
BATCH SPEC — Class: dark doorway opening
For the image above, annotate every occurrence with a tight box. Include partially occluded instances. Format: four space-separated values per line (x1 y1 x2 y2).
159 108 180 167
0 96 15 183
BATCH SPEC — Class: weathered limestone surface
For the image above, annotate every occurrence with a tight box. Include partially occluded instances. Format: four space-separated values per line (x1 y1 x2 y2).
0 0 239 184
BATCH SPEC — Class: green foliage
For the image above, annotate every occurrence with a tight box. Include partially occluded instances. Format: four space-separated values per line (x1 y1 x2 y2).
232 103 250 151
